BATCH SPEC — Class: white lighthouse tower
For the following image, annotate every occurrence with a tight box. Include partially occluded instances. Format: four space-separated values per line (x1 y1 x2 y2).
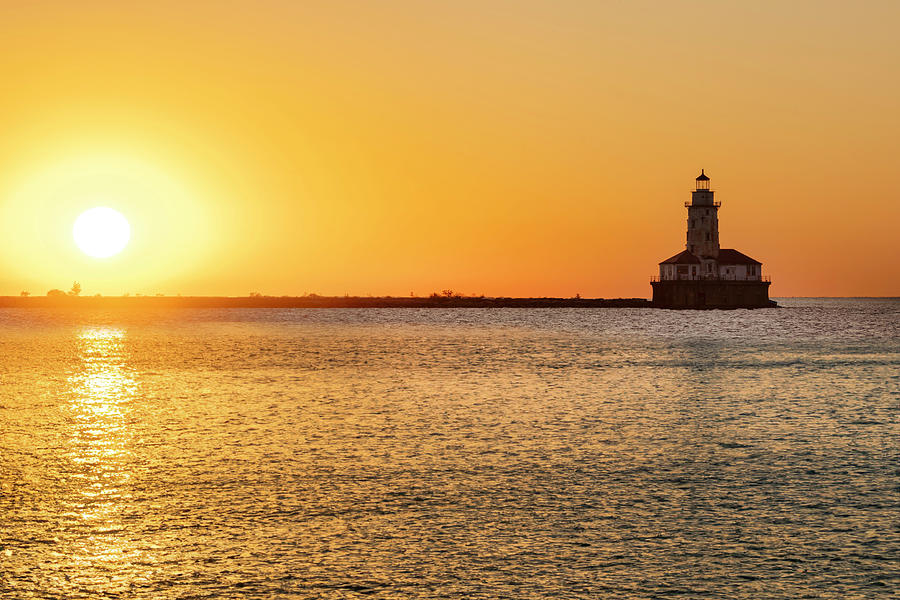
685 169 720 277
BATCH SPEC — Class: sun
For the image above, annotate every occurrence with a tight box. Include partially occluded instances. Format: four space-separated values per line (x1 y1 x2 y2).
73 207 131 258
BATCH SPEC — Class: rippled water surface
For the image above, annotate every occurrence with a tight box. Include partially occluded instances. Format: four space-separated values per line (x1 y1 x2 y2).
1 299 898 598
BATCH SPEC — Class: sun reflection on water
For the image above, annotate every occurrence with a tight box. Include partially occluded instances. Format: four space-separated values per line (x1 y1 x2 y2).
66 327 135 469
59 327 146 592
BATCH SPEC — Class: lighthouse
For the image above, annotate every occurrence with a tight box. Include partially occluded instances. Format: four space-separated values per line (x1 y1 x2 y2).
651 171 775 309
686 170 719 254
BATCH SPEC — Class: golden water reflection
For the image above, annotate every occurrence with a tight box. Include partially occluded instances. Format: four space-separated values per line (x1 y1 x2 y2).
66 327 135 482
60 327 146 593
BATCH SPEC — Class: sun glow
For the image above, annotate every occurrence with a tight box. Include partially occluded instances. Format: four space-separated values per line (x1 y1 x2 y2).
0 153 215 295
73 207 131 258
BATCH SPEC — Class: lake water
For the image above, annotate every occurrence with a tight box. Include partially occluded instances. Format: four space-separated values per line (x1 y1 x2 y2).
1 299 897 598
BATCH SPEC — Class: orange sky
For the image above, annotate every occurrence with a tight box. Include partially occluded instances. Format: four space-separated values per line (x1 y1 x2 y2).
0 1 897 298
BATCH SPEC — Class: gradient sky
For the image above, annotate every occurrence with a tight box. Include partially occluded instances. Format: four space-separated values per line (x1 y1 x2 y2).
0 1 897 297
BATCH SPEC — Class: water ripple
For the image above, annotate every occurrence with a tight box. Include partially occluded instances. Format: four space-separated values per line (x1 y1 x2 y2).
1 300 898 598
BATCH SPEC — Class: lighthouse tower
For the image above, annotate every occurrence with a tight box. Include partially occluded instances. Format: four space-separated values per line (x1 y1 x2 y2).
652 170 774 308
685 170 720 265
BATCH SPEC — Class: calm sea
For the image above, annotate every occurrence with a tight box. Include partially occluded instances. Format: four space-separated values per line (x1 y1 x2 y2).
1 299 897 599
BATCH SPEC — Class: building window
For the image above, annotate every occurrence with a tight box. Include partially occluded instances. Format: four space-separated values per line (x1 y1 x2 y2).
705 232 710 240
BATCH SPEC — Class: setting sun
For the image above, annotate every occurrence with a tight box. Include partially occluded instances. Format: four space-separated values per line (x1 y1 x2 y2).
72 207 131 258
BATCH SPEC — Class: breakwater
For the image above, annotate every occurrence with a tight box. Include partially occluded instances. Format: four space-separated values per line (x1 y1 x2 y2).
0 295 652 309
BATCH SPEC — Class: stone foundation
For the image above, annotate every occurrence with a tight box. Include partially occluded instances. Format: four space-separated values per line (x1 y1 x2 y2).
651 280 775 309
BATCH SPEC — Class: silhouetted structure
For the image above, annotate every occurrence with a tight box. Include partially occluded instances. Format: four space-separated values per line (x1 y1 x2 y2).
651 171 775 309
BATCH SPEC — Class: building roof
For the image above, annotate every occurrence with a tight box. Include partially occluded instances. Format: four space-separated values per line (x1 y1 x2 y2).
696 169 709 181
717 249 761 265
659 250 701 265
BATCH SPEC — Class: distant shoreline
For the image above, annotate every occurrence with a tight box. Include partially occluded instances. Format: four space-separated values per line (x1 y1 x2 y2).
0 296 652 309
